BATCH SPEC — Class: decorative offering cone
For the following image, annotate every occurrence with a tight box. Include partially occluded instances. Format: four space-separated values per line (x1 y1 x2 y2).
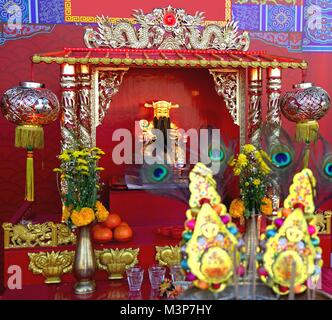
1 81 60 201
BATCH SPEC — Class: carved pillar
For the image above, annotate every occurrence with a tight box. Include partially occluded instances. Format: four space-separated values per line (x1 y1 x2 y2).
60 64 79 151
266 67 282 147
97 69 128 126
209 69 246 146
248 68 263 148
266 67 282 210
76 65 92 148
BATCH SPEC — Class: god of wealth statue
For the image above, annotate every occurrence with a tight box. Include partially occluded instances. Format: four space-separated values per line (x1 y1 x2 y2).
139 101 187 167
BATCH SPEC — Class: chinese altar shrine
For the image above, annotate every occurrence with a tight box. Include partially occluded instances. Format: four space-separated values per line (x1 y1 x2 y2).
0 5 331 300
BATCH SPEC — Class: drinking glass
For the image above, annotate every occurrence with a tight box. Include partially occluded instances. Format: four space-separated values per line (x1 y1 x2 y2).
126 266 144 291
148 265 166 290
170 264 186 282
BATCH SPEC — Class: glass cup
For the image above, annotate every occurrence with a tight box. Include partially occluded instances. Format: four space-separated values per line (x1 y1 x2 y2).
148 265 166 290
126 266 144 291
170 264 186 282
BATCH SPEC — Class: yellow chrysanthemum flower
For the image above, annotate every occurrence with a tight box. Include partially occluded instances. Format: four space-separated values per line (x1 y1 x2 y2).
77 159 88 164
58 153 70 161
260 162 271 174
260 150 271 161
243 144 256 154
237 154 248 167
73 151 84 158
253 179 261 186
234 167 241 176
77 165 89 171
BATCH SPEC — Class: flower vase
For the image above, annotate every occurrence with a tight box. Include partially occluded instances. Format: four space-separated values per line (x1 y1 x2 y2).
244 213 259 278
73 225 96 295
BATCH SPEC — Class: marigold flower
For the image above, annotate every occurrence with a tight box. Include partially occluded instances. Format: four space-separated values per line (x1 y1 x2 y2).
95 201 109 222
253 179 261 186
261 197 273 216
71 207 95 227
229 198 245 219
62 205 72 222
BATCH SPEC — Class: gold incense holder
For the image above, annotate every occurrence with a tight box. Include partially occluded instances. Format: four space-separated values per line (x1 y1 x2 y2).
95 248 139 280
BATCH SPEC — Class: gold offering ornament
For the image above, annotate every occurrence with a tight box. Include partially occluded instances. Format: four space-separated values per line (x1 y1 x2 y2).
181 163 246 293
155 245 181 267
95 248 139 280
28 251 74 284
257 168 323 295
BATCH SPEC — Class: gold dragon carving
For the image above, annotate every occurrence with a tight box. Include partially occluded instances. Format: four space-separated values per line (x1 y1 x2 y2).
2 222 76 248
84 6 250 51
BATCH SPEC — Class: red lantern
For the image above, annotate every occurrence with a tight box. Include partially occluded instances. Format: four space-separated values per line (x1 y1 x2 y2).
281 83 330 143
1 81 60 201
281 82 330 168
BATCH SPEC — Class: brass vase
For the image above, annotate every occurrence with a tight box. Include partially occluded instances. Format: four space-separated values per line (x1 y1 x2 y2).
244 213 259 278
73 225 96 295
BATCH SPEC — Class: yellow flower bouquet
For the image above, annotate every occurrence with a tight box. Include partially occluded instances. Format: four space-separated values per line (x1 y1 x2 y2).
229 144 272 218
54 147 109 228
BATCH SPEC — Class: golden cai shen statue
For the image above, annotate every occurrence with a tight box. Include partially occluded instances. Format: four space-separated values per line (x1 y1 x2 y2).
139 100 187 166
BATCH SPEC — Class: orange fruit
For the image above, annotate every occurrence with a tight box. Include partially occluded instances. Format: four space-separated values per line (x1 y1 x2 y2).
114 224 133 242
92 224 113 243
103 213 122 229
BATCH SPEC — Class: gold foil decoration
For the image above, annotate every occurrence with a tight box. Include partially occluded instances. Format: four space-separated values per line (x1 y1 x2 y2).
155 245 181 267
95 248 139 279
28 250 74 284
2 222 76 249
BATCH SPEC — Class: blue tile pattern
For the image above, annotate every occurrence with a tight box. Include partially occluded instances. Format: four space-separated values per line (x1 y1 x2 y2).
267 5 296 32
232 4 260 30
